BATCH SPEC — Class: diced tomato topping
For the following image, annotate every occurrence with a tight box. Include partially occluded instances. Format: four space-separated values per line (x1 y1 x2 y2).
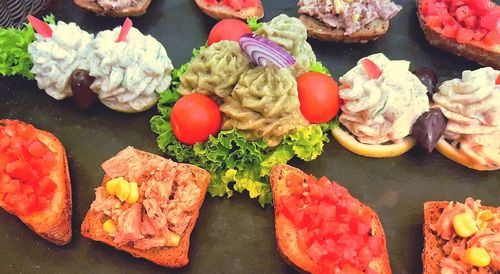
280 173 383 272
204 0 259 10
0 121 57 216
361 59 382 80
421 0 499 47
495 73 500 84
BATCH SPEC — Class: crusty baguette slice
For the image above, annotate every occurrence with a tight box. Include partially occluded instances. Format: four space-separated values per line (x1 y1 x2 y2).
269 164 391 273
0 119 72 245
422 201 498 273
416 0 500 69
74 0 152 17
299 15 389 43
194 0 264 20
81 149 210 268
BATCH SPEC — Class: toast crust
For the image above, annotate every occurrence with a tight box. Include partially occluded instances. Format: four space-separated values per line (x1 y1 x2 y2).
74 0 152 17
422 201 498 273
0 119 72 245
299 15 389 43
81 149 210 268
416 0 500 69
270 164 392 273
194 0 264 20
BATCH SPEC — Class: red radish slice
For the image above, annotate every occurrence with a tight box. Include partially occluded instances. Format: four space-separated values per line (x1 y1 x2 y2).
496 74 500 84
239 33 295 68
27 15 52 38
116 17 133 42
361 59 382 79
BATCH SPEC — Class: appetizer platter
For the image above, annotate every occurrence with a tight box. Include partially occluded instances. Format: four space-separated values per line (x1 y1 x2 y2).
0 0 499 273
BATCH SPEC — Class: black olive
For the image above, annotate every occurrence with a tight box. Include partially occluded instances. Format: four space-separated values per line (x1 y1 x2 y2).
70 69 97 110
411 108 448 153
412 68 438 98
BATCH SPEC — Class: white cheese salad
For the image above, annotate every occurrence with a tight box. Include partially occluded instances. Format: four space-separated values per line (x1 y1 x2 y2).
28 21 94 100
433 67 500 168
88 26 174 112
339 53 429 144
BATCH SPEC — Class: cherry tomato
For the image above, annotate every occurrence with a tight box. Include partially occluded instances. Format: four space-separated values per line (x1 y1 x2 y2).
170 94 222 145
297 72 340 124
361 59 382 79
207 19 252 46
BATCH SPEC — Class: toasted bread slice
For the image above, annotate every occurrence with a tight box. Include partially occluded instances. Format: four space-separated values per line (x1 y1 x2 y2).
0 119 72 245
74 0 152 17
270 164 391 273
81 149 210 268
299 15 389 43
416 0 500 69
422 201 498 273
194 0 264 20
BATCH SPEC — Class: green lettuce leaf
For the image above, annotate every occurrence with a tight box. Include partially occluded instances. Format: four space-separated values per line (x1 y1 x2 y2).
0 14 56 79
247 17 263 31
309 61 331 76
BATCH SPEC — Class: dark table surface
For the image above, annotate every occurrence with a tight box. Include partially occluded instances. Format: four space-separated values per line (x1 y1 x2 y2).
0 0 499 273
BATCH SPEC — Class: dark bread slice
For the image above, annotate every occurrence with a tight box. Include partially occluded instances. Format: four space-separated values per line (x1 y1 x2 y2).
81 149 210 268
74 0 152 17
416 0 500 69
0 119 72 245
194 0 264 20
299 15 389 43
270 164 391 273
422 201 498 273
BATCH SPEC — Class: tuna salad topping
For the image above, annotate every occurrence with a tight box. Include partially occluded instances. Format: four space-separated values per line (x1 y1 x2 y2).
97 0 140 11
91 147 201 250
431 198 499 273
298 0 402 35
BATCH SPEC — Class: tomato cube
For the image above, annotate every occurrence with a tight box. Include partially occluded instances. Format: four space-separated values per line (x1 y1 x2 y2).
456 27 474 43
27 140 49 158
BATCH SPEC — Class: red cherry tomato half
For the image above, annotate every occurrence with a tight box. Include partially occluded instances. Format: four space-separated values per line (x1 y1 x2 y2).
297 72 340 124
170 94 222 145
361 59 382 80
207 19 252 46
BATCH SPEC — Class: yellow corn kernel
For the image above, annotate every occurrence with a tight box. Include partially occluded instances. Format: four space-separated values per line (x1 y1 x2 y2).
165 232 181 247
102 219 117 234
476 210 493 230
453 213 478 238
116 180 131 202
125 182 139 204
352 14 360 22
334 0 344 14
464 247 491 267
345 0 353 2
106 177 126 195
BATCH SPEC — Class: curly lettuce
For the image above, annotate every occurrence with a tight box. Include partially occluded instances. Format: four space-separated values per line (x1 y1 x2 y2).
0 15 55 79
150 21 337 206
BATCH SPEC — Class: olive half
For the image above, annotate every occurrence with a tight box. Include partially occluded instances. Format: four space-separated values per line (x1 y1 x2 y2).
70 69 96 110
411 108 448 153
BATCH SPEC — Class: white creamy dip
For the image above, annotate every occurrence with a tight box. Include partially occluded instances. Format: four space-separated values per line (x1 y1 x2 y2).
434 67 500 168
339 53 429 144
28 21 94 100
88 26 173 112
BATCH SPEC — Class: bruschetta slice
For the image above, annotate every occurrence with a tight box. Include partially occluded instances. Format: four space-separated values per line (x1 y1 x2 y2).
194 0 264 20
270 164 391 273
0 119 72 245
81 147 210 268
74 0 152 17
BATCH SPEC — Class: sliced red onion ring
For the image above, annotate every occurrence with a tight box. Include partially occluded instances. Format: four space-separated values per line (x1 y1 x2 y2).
239 33 296 69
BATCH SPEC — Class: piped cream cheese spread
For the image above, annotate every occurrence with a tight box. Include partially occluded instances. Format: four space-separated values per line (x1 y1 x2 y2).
433 67 500 168
88 26 174 112
339 53 429 144
28 21 94 100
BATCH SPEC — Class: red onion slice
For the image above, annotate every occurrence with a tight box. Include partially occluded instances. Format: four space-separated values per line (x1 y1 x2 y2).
239 33 295 69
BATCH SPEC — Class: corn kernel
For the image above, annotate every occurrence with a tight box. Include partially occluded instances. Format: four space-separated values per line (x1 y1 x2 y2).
352 14 360 22
334 0 344 14
453 213 478 238
476 210 493 230
106 177 126 195
165 231 181 247
464 247 491 267
126 182 139 204
102 219 117 234
116 180 131 202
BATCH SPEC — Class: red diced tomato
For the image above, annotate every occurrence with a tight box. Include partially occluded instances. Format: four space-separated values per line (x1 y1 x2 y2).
468 0 493 16
368 236 384 257
483 29 500 45
426 15 443 29
5 160 32 181
308 183 324 199
306 241 325 262
464 15 479 29
455 5 471 22
357 246 374 269
27 140 49 158
456 27 475 43
495 73 500 84
318 203 336 221
473 27 489 40
340 263 364 274
361 59 382 79
40 177 57 196
287 172 305 193
480 8 500 30
442 24 458 38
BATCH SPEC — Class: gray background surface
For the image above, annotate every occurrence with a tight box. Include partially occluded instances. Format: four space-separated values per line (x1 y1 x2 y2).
0 0 499 273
